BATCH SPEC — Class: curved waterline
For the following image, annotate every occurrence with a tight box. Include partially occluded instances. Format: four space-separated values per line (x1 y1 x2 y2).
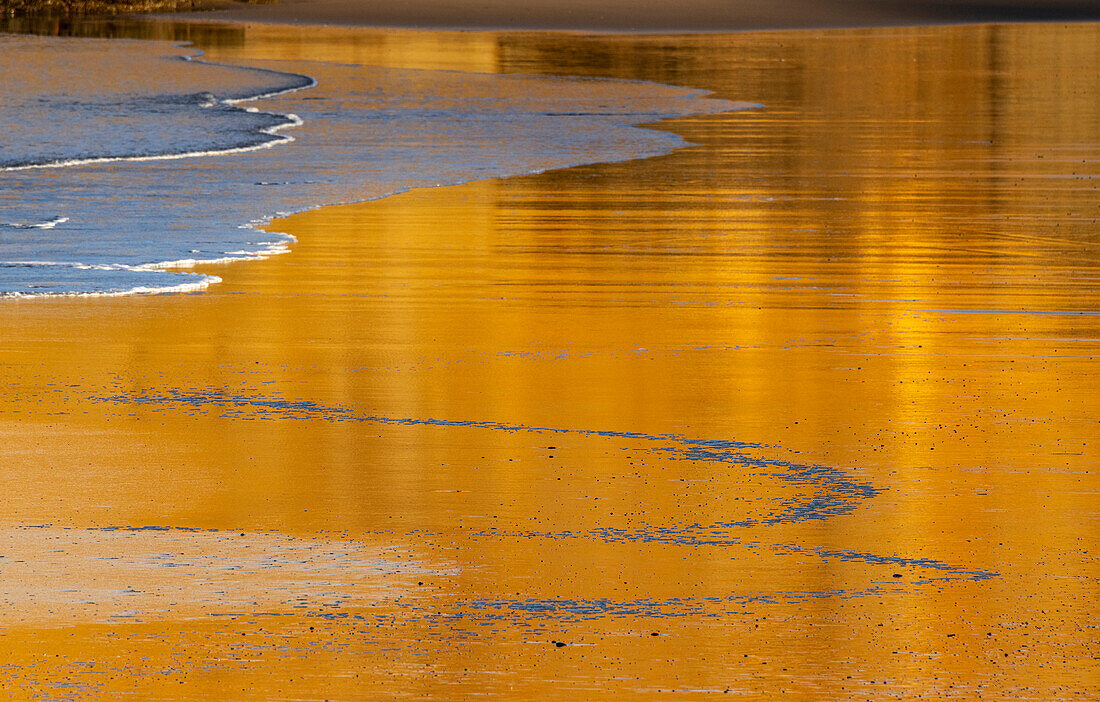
0 46 315 173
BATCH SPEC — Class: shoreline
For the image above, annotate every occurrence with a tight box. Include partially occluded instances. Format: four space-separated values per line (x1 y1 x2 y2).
0 25 751 298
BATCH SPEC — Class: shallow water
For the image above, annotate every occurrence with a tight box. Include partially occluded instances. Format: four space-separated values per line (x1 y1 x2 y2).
0 19 1097 701
0 32 742 296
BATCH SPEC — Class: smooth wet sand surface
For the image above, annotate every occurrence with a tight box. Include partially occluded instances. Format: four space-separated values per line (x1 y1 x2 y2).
1 21 1098 700
195 0 1100 30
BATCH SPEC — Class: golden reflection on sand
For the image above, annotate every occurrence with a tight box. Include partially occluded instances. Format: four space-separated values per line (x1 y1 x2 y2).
0 20 1097 700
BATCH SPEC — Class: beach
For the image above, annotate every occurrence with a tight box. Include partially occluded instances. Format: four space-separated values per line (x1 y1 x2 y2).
1 9 1098 701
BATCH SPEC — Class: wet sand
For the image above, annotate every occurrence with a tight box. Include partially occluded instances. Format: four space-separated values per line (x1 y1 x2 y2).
196 0 1100 30
1 20 1098 700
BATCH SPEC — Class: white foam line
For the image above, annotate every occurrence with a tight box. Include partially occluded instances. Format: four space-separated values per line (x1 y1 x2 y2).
1 240 292 274
0 48 317 173
31 216 69 229
0 223 294 298
0 260 139 270
141 238 295 270
1 216 72 230
1 276 221 299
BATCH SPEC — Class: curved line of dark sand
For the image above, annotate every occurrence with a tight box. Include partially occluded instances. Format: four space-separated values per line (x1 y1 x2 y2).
96 388 998 586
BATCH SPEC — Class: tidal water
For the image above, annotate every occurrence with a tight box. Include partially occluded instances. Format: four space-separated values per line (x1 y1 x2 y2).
0 18 1096 701
0 33 745 296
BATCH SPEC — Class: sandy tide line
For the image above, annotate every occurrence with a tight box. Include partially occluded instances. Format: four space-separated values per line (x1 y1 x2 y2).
0 526 440 627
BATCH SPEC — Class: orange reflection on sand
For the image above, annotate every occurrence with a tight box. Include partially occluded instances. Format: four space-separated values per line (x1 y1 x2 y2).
0 20 1096 700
